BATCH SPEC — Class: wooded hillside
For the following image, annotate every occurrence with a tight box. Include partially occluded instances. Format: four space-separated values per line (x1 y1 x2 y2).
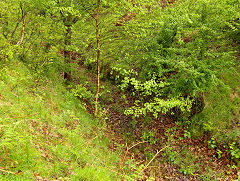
0 0 239 180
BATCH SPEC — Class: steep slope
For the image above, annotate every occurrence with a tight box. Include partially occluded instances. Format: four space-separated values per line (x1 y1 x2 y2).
0 60 120 180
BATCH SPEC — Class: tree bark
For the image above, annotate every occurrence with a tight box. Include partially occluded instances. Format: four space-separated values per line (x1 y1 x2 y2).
94 0 101 116
64 24 72 81
18 13 26 45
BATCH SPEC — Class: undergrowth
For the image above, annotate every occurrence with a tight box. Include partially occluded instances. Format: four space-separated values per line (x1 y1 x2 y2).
0 60 121 180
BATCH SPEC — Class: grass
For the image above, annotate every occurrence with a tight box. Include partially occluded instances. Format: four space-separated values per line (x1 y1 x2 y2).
0 60 121 180
192 64 240 145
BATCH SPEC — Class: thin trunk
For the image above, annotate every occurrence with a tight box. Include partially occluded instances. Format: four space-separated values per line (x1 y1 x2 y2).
18 14 26 45
10 16 23 43
64 25 72 81
94 0 101 116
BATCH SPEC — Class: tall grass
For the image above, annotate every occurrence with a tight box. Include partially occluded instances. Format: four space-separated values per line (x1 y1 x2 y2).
0 60 120 180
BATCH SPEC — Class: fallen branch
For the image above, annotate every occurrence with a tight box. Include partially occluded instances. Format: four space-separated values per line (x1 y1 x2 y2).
0 168 17 175
140 146 168 174
117 141 147 180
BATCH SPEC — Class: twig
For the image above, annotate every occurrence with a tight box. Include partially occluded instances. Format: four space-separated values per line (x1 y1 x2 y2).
0 168 17 175
117 141 148 180
140 146 168 174
128 141 147 150
122 141 147 166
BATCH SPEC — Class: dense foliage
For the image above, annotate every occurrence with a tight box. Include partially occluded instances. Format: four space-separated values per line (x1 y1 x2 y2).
0 0 239 179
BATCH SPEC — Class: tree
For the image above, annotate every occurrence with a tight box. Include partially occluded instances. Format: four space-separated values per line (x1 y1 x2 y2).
71 0 136 115
52 0 81 81
94 0 101 116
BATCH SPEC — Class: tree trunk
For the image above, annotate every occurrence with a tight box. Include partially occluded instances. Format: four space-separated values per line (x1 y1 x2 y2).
64 25 72 81
10 16 23 43
18 14 26 45
94 0 101 116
